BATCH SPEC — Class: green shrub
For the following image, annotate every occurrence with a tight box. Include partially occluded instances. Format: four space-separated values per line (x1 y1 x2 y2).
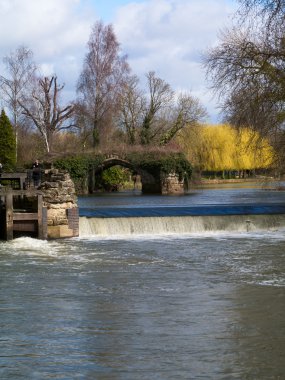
0 110 16 171
126 151 192 181
54 156 91 180
97 166 130 191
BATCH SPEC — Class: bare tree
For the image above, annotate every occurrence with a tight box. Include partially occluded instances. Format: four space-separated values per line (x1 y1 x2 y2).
77 21 130 148
159 93 207 146
0 46 37 160
118 71 206 146
19 76 75 153
140 71 174 145
204 21 285 133
118 75 145 145
237 0 285 28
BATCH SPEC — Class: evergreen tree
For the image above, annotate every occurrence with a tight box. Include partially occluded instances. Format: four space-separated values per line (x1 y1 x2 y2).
0 109 16 170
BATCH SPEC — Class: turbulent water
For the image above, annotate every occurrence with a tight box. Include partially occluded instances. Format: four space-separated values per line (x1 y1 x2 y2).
79 214 285 237
1 184 285 379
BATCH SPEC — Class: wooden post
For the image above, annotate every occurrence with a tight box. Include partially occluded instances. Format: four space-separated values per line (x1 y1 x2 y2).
6 192 13 240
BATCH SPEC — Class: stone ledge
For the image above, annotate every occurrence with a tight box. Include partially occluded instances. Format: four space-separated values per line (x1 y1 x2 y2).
47 225 77 239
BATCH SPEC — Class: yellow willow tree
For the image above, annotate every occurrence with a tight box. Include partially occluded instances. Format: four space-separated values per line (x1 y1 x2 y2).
201 124 236 171
177 124 237 172
235 128 274 171
175 124 205 171
177 124 275 173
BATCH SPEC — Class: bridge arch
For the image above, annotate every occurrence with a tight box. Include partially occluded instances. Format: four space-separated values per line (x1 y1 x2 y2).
89 156 151 193
95 157 137 173
89 154 187 195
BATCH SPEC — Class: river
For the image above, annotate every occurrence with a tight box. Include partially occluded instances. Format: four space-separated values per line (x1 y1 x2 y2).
0 183 285 379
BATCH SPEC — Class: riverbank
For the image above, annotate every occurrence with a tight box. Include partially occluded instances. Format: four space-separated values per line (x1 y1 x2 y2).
190 177 285 190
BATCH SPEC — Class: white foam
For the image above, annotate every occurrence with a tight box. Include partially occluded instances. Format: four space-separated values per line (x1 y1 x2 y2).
8 237 62 257
79 215 285 240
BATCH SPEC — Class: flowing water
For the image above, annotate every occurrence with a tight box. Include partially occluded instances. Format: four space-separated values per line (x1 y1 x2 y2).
1 184 285 379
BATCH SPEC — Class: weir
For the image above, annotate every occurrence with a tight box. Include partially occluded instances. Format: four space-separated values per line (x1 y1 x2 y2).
79 204 285 237
79 215 285 237
1 171 285 239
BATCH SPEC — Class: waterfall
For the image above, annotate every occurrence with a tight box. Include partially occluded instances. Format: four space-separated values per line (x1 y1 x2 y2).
79 214 285 237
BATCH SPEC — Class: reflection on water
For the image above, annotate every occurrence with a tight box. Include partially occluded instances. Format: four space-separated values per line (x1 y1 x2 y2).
78 182 285 209
1 184 285 379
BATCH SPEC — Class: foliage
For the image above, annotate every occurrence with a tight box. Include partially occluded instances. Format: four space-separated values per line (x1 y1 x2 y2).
0 109 16 170
177 123 275 172
235 128 274 170
54 154 105 181
54 155 91 184
126 151 192 181
97 166 130 191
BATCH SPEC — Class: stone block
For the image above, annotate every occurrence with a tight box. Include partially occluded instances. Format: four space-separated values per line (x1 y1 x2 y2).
48 225 75 239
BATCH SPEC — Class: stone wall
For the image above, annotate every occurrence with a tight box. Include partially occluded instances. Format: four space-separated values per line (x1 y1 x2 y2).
161 172 185 195
39 169 79 239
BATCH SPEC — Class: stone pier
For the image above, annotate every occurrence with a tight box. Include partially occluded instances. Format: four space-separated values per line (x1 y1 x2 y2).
140 171 185 195
161 172 185 195
39 169 79 239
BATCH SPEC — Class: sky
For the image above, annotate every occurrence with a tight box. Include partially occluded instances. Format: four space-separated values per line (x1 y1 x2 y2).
0 0 237 122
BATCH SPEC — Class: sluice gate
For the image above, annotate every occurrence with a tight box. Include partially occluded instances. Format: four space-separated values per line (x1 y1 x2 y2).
0 190 46 240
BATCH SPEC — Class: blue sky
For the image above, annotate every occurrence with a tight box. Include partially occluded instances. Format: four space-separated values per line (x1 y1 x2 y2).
92 0 146 20
0 0 237 122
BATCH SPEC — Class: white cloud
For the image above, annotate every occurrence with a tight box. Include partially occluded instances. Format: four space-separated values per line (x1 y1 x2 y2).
0 0 236 120
114 0 236 121
0 0 91 51
0 0 96 99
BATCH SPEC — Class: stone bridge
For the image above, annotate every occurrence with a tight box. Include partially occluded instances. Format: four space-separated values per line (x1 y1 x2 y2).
88 154 187 195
